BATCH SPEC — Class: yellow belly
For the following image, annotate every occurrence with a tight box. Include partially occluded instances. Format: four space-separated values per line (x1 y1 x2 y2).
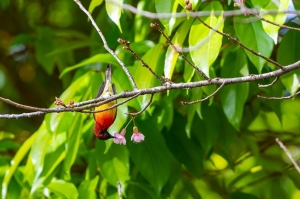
94 100 117 130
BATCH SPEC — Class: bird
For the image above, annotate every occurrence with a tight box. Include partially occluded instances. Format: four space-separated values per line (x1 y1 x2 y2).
93 64 117 140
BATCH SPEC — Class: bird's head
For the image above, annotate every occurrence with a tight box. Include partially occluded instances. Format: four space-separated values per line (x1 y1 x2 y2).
95 129 115 140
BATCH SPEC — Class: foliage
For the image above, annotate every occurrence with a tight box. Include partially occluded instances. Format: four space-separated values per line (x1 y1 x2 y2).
1 0 300 198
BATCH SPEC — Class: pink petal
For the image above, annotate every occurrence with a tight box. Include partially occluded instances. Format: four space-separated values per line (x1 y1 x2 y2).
114 133 126 145
131 133 145 143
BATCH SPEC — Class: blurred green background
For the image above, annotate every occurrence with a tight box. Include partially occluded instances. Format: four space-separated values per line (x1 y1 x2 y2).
1 0 300 198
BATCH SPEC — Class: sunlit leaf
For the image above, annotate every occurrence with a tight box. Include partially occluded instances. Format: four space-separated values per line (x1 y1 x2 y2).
62 114 83 180
261 0 289 44
47 179 79 199
155 0 177 34
78 175 99 199
1 134 36 199
189 1 224 77
165 18 194 80
96 142 130 187
105 0 123 32
134 43 164 107
89 0 103 14
0 131 15 140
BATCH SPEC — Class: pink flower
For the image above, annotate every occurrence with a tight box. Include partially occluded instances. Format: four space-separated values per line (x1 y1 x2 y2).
131 126 145 143
114 129 126 145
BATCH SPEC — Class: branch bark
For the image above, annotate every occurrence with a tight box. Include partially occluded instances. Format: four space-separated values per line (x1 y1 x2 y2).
1 60 300 119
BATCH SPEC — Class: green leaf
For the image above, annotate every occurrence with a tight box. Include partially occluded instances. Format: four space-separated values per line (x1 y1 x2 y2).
11 33 34 45
31 130 67 194
59 53 118 78
176 0 199 9
277 27 300 66
0 0 9 9
46 40 93 57
35 27 56 75
251 0 270 8
62 114 83 180
46 73 92 135
189 1 224 77
0 131 15 140
127 117 171 193
89 0 103 14
294 0 300 21
230 191 260 199
234 15 273 72
185 87 203 136
286 170 300 190
134 44 164 107
105 0 123 32
277 28 300 94
135 44 164 89
270 177 289 199
192 104 221 156
220 48 249 130
78 176 99 199
127 181 158 199
0 140 19 151
96 142 130 186
165 18 194 80
2 134 36 199
261 0 289 44
163 111 203 178
47 179 79 199
30 125 50 187
155 0 177 35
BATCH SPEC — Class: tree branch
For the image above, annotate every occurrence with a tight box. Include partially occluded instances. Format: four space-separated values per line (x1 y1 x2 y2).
181 81 225 105
258 77 279 88
257 90 300 100
1 60 300 119
126 94 154 117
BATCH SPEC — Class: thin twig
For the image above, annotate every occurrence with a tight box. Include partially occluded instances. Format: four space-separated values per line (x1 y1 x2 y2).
1 60 300 119
125 94 154 117
276 138 300 174
117 38 165 85
181 81 225 105
150 22 210 80
258 77 279 88
257 90 300 100
252 14 300 32
73 0 138 90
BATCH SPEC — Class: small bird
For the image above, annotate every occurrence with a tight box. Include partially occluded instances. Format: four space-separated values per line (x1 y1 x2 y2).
93 64 117 140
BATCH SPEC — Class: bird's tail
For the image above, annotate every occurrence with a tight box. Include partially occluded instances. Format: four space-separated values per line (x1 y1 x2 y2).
105 64 112 82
